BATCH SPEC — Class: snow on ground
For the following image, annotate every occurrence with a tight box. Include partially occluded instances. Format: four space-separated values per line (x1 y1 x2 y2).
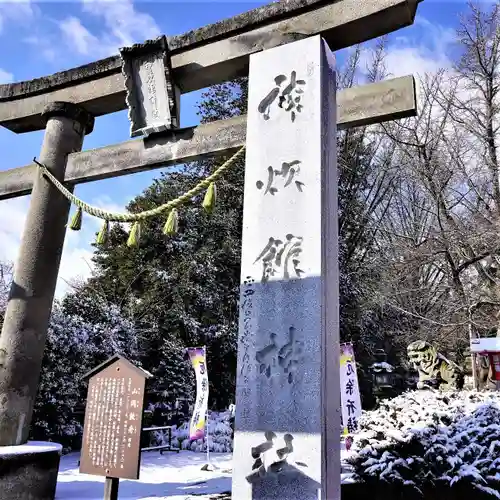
56 451 232 500
56 445 354 499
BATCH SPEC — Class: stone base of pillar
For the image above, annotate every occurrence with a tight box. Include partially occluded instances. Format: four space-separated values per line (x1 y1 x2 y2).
0 441 62 500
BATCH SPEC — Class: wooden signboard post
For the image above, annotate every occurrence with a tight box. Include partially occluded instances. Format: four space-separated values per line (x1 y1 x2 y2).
80 355 153 500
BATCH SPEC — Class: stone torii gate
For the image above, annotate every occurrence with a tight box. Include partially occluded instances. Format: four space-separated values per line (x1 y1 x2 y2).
0 0 421 498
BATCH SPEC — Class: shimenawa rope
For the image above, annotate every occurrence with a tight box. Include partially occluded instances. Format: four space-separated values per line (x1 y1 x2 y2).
33 145 246 247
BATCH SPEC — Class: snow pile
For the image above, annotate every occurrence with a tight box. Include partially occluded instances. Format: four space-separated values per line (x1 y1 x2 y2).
348 390 500 497
153 410 233 453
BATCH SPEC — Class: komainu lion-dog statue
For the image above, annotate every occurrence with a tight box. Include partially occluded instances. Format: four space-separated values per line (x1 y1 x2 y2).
407 340 464 391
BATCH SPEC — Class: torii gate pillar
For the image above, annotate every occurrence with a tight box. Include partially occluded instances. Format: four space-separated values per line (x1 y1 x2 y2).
0 102 94 446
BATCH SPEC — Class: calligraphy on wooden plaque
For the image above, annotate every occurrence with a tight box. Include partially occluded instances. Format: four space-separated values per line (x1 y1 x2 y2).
79 355 153 480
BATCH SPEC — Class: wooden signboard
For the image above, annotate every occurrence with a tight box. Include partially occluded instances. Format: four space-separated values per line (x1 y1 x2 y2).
79 355 153 480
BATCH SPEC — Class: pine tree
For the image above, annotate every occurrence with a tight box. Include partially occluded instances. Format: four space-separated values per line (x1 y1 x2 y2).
151 336 193 407
87 79 247 410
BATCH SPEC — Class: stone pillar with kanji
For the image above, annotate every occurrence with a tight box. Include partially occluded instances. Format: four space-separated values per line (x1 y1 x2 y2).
232 35 340 500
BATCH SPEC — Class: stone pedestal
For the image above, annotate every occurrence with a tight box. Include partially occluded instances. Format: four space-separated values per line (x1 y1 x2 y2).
232 35 339 500
0 441 62 500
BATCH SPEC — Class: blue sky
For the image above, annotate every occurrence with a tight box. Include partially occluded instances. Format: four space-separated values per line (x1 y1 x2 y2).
0 0 476 296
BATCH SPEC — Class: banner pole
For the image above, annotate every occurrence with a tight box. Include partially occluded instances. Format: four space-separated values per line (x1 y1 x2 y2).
200 345 216 471
206 408 210 465
204 344 209 466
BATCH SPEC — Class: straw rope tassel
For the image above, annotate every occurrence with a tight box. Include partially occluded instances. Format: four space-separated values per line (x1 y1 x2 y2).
33 146 246 245
69 207 82 230
163 208 179 236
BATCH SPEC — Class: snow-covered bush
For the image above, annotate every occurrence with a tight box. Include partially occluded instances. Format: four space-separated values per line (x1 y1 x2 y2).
153 410 233 453
348 390 500 498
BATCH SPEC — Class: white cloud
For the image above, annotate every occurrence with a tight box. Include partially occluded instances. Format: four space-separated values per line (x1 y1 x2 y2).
0 0 34 34
60 0 161 58
82 0 161 46
0 197 104 299
57 235 95 297
0 197 28 264
87 195 127 229
359 16 455 83
383 45 451 80
0 68 13 83
24 35 58 63
18 0 160 63
59 16 100 56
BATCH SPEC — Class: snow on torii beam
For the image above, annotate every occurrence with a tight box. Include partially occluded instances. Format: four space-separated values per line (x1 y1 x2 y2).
0 0 421 133
0 75 417 201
